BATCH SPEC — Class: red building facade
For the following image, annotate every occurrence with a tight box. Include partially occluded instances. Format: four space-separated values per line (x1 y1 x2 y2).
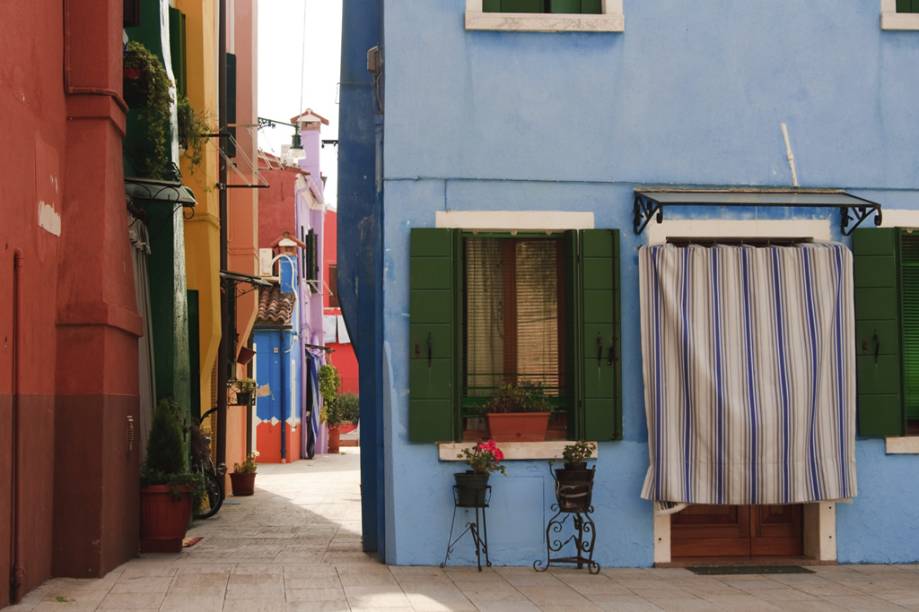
0 0 140 605
324 209 358 395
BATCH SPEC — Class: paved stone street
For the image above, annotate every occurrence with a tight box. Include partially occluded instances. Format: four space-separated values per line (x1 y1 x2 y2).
7 450 919 611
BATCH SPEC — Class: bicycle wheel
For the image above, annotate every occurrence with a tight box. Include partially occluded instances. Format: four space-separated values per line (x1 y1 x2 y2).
193 467 224 520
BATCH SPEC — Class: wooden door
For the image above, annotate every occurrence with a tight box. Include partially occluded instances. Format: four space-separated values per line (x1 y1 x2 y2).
672 505 803 559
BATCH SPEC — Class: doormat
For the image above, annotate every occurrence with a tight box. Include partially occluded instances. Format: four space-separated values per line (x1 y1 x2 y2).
688 565 814 575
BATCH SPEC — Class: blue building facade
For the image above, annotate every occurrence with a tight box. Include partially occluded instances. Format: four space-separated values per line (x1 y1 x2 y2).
339 0 919 566
253 256 303 463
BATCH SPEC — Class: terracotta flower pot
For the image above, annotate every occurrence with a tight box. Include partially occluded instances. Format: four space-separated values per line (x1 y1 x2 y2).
328 426 341 453
454 471 490 507
140 485 192 553
230 472 256 496
486 412 550 442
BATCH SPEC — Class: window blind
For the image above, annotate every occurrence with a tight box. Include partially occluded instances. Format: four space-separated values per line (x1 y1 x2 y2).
464 238 562 398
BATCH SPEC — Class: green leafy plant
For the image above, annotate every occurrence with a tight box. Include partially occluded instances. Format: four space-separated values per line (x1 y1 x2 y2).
562 441 596 467
458 440 507 475
319 364 341 423
141 399 202 498
484 382 551 414
123 41 174 179
234 378 257 393
336 393 359 424
177 94 209 170
233 452 258 474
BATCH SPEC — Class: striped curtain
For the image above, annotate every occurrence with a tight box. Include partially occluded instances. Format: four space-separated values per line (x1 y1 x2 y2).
639 243 857 505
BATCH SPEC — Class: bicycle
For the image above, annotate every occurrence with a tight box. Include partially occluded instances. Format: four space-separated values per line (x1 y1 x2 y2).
190 407 226 520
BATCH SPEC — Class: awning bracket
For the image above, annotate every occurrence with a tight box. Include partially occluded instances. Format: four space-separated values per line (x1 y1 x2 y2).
632 187 883 237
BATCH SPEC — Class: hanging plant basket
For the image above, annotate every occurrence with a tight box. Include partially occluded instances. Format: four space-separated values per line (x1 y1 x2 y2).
122 41 173 179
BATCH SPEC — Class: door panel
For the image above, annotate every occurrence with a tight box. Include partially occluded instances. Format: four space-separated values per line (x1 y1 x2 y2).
672 504 803 559
751 505 803 556
671 505 751 558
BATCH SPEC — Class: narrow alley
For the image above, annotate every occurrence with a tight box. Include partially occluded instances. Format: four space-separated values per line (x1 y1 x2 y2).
5 451 919 612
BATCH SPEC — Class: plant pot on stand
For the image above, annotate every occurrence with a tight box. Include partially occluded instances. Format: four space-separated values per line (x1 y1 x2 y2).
554 466 595 513
454 471 490 507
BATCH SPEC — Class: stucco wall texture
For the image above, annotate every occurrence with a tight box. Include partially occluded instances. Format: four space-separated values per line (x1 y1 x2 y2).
379 1 919 566
0 0 141 604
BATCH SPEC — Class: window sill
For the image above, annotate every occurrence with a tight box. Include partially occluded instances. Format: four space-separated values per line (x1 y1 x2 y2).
881 12 919 30
885 436 919 454
465 11 624 33
438 441 598 461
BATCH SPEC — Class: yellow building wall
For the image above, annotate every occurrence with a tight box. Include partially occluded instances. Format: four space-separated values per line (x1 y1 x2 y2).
177 0 221 418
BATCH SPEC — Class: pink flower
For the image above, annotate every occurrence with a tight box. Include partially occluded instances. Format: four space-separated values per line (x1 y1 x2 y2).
492 448 504 462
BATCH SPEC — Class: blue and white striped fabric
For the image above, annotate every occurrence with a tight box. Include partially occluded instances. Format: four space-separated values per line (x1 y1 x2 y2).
639 243 857 505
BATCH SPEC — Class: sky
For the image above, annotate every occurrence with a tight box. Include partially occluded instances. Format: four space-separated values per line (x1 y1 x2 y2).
257 0 343 208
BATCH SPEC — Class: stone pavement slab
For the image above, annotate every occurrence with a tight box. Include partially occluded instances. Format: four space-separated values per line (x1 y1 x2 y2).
7 450 919 611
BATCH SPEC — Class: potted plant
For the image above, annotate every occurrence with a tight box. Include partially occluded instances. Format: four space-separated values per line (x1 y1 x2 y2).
554 441 597 513
455 440 506 507
319 364 341 452
336 393 360 436
484 382 552 442
230 452 258 496
325 397 343 454
140 399 201 553
232 378 257 405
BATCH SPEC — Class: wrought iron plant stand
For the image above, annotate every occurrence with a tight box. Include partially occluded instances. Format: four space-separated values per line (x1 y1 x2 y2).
534 464 600 574
441 485 492 571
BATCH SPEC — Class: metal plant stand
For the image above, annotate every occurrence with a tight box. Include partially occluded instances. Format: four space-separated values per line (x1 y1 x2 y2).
534 465 600 574
441 485 491 571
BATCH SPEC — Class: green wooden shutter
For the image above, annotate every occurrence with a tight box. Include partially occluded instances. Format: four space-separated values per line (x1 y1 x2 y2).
897 0 919 14
577 229 621 440
853 228 905 437
409 229 458 442
168 8 187 98
900 231 919 422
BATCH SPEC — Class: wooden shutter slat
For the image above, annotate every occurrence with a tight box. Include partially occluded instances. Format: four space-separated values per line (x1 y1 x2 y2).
853 228 905 437
578 229 621 440
900 232 919 421
409 228 456 442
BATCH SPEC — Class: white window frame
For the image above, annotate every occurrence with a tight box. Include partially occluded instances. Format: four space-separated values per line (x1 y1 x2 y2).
881 0 919 31
465 0 624 33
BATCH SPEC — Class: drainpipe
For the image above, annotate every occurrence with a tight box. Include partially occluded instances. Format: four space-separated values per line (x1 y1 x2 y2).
9 250 23 603
215 0 229 469
280 333 288 462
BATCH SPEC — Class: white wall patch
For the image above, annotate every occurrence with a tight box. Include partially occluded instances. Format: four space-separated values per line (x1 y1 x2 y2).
38 201 61 236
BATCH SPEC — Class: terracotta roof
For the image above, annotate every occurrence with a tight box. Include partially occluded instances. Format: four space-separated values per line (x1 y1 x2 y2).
290 107 330 125
256 285 296 326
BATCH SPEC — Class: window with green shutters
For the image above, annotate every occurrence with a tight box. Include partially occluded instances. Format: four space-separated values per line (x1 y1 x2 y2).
408 228 621 443
897 0 919 14
853 227 919 438
483 0 602 14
